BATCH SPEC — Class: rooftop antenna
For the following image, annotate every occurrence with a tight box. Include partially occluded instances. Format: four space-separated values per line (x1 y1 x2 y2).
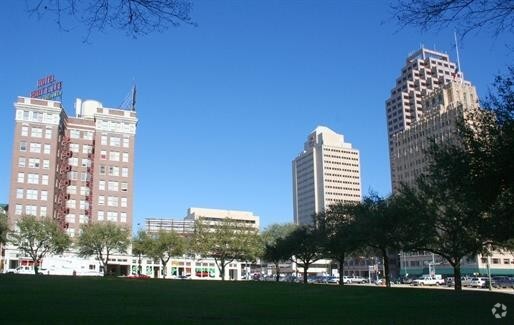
119 81 137 111
454 31 463 83
131 83 137 111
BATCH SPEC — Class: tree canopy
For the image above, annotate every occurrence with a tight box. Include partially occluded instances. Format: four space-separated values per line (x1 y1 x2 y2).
77 222 130 276
146 230 186 278
261 223 297 281
9 215 70 274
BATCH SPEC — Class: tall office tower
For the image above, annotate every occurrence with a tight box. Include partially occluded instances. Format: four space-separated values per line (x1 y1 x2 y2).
292 126 361 225
386 47 472 192
8 97 137 236
391 81 478 188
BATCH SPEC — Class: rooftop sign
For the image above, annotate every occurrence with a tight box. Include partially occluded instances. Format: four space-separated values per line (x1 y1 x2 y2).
30 74 63 101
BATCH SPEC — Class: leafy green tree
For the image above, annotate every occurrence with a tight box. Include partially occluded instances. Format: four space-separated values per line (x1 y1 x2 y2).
261 223 297 281
132 230 152 276
0 210 8 245
315 204 362 286
146 230 186 278
77 222 130 276
283 225 323 284
9 215 70 274
395 68 514 291
193 218 262 281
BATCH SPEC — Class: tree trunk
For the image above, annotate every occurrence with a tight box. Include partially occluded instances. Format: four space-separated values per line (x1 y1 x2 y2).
382 249 391 288
275 261 280 282
303 262 309 284
161 259 167 279
221 262 226 281
137 254 142 276
453 261 462 291
338 254 345 286
34 260 39 275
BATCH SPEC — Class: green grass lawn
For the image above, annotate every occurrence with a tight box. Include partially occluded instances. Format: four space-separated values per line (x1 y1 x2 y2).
0 275 513 324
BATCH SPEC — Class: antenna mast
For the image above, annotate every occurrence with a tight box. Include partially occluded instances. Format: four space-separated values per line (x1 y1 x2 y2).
454 31 462 83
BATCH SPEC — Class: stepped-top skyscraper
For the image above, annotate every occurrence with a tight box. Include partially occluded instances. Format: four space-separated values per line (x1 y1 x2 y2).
8 96 138 235
385 47 472 192
292 126 361 225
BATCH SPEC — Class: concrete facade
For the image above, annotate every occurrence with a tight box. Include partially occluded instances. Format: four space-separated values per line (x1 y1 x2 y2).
292 126 361 225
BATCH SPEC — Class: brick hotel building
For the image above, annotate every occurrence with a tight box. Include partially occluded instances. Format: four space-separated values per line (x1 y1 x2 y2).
8 97 137 237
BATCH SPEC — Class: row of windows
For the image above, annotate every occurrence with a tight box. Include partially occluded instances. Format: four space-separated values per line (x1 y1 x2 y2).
17 173 49 185
99 165 129 177
324 148 358 156
69 129 93 140
18 158 50 169
16 189 48 201
66 200 90 210
323 160 359 167
69 143 93 154
14 204 47 216
19 142 51 154
67 186 90 196
100 150 129 162
65 214 89 224
98 196 128 207
98 180 129 192
21 126 52 139
98 211 127 223
100 135 129 148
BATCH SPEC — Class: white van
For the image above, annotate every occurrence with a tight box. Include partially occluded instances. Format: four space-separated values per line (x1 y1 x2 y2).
14 266 46 275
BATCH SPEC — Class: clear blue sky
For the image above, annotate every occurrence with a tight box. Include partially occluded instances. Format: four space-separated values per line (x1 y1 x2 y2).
0 1 511 230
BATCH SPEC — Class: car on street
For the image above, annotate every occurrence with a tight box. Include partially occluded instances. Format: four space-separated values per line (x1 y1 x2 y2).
411 276 445 286
491 277 514 289
128 273 151 279
350 276 366 284
341 276 352 284
470 277 486 288
461 276 474 287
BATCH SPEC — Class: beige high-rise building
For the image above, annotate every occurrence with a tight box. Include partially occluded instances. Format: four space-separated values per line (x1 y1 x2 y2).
391 81 479 188
386 47 472 192
292 126 361 225
8 96 137 236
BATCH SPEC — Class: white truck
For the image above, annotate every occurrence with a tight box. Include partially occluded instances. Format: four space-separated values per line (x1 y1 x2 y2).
411 275 445 286
40 256 103 276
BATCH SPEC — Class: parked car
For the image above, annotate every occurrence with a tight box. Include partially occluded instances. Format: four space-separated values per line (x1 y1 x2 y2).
350 276 366 284
14 266 45 275
400 276 415 284
374 278 384 285
326 276 339 284
411 276 445 286
491 277 514 289
461 276 474 287
128 273 151 279
445 277 454 287
470 277 486 288
341 276 352 284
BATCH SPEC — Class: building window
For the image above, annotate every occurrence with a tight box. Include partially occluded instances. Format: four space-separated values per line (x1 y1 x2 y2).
70 129 80 139
101 150 107 160
66 214 76 223
108 181 118 192
101 136 107 145
100 165 106 175
121 197 127 208
18 158 26 167
109 151 120 161
107 212 118 222
122 168 128 177
69 157 78 166
66 200 76 209
109 166 119 176
110 137 121 147
21 126 28 136
504 259 510 264
25 205 37 215
68 171 78 180
40 206 47 217
79 215 89 224
28 158 40 168
27 174 39 184
41 175 49 185
80 172 90 181
107 196 118 207
121 183 128 192
15 205 23 215
30 143 41 153
122 153 129 162
19 141 27 152
66 228 75 238
99 181 105 191
67 185 77 195
45 129 52 139
120 212 127 223
81 159 91 168
16 189 24 199
69 143 79 153
492 258 500 264
43 160 50 169
79 201 89 210
123 138 129 148
40 191 48 201
80 187 90 196
98 211 104 221
31 128 43 138
82 145 92 154
44 144 51 154
98 196 105 205
26 189 38 200
83 131 93 140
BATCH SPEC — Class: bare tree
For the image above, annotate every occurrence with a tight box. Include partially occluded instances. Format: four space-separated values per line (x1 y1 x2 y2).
391 0 514 38
26 0 195 40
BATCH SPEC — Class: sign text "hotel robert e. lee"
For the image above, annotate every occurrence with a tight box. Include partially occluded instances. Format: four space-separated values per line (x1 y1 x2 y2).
30 74 63 101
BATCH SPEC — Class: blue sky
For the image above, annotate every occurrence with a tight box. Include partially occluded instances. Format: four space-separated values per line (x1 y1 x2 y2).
0 1 511 230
